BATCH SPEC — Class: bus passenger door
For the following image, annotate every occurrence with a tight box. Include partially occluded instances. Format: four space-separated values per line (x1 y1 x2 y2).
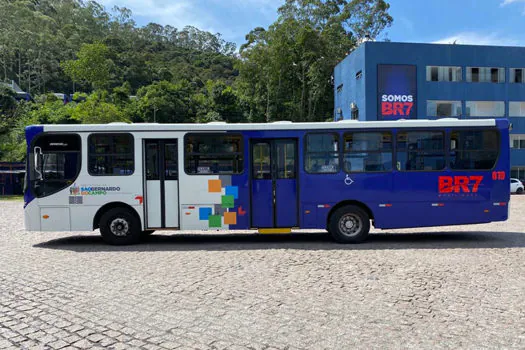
251 139 298 228
144 139 179 229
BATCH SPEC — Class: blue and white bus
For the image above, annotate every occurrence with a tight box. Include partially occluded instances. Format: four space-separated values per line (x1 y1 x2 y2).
24 119 510 244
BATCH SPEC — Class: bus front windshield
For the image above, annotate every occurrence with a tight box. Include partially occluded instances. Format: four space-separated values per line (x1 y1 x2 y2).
29 133 81 198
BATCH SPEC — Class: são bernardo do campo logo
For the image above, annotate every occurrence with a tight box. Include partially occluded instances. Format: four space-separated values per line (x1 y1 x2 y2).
70 183 120 196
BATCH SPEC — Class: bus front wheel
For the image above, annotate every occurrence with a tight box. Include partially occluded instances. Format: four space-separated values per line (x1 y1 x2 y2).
99 207 141 245
328 205 370 244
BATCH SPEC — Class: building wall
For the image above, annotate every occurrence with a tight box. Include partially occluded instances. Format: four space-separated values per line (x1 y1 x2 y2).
334 41 525 174
333 44 366 120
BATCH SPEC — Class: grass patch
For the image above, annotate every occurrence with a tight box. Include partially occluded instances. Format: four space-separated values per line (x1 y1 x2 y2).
0 195 23 201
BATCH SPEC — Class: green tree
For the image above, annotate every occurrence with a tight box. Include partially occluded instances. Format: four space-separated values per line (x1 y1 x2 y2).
136 81 194 123
62 42 115 90
238 0 393 122
71 90 127 124
206 80 245 123
0 86 17 118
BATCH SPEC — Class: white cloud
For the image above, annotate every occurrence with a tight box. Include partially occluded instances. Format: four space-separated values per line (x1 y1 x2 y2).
432 32 523 46
501 0 525 6
500 0 525 14
96 0 281 44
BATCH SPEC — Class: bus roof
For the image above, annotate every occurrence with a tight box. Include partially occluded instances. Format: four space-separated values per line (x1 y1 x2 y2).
32 118 503 133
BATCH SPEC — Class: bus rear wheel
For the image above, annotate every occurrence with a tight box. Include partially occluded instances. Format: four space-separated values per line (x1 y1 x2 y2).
328 205 370 243
99 207 141 245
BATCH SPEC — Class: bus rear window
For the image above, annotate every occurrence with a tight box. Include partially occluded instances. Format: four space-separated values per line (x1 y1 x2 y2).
450 130 499 170
185 134 243 174
30 133 81 198
397 131 445 171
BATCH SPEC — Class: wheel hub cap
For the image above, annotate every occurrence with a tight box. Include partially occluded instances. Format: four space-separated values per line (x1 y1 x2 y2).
339 213 362 237
110 218 129 237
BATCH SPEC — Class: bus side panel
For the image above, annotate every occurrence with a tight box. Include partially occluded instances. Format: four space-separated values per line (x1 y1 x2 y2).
492 121 511 205
299 172 394 229
229 173 250 229
24 125 44 208
24 200 41 231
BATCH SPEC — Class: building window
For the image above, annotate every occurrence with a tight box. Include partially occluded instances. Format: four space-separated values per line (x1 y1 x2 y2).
509 102 525 117
466 67 505 83
450 130 499 170
510 134 525 149
304 133 340 174
351 108 359 120
426 66 462 82
350 103 359 120
427 100 462 117
510 68 524 83
184 134 243 174
465 101 505 117
511 167 525 180
88 134 134 176
397 131 445 171
343 132 392 172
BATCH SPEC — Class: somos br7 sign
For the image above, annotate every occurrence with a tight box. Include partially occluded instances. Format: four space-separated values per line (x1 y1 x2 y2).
378 64 417 120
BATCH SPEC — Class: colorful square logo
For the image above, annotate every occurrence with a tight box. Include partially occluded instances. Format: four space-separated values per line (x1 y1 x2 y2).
199 207 212 220
209 215 222 228
223 212 237 225
208 179 222 193
221 195 234 208
225 186 238 199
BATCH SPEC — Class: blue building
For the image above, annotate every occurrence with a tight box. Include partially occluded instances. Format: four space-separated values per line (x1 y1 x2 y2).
333 41 525 179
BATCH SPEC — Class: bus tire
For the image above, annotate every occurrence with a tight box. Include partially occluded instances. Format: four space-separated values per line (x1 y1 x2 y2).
328 205 370 244
99 207 141 245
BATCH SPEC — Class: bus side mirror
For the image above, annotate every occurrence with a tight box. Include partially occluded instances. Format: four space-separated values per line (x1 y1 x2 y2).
34 146 43 180
450 140 457 150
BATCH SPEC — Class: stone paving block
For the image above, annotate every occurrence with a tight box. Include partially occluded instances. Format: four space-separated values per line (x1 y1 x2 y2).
0 200 524 349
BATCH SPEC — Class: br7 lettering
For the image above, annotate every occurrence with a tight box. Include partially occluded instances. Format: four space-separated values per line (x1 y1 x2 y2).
438 176 483 193
381 102 413 116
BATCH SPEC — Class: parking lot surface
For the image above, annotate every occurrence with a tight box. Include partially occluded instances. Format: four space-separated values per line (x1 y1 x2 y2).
0 198 524 349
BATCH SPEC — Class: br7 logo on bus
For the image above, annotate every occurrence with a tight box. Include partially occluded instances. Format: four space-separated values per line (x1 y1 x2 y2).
438 176 483 193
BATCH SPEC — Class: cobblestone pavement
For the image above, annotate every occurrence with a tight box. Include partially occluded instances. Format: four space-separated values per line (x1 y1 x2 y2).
1 198 525 350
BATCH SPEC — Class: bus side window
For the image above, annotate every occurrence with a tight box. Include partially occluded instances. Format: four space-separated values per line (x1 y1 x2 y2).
185 134 243 175
449 130 499 170
396 131 445 171
304 133 340 174
88 133 134 176
343 131 392 173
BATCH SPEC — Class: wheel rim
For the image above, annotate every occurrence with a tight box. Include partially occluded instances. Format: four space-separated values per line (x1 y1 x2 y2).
338 213 363 237
110 218 130 237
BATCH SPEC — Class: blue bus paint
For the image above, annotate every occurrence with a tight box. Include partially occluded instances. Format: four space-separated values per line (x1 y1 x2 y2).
23 125 43 207
228 120 509 231
252 180 274 227
275 178 298 227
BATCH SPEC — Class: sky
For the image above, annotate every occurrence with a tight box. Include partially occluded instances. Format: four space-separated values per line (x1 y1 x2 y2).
96 0 525 48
